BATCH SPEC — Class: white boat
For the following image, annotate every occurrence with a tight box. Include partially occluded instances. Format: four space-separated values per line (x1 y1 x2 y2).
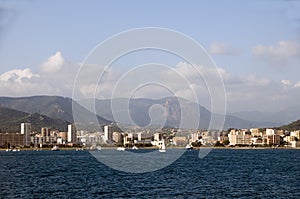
96 146 102 151
51 145 60 151
117 147 125 151
186 144 193 150
12 148 20 152
159 140 166 153
132 146 138 150
5 149 12 152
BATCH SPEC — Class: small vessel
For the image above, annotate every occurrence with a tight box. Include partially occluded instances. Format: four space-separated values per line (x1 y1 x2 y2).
51 145 60 151
96 146 102 151
159 140 166 153
132 146 138 150
12 148 20 152
117 147 125 151
5 149 12 152
185 143 193 150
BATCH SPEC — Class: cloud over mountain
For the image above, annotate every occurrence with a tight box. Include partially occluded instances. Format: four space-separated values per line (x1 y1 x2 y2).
1 51 300 113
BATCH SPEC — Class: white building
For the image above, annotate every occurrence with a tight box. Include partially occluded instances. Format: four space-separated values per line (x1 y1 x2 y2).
228 130 252 146
291 141 300 148
154 133 162 141
266 128 275 136
290 131 300 140
67 124 77 143
21 123 31 146
103 125 113 143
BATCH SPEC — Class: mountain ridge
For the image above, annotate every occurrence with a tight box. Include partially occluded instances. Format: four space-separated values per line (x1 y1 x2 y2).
79 97 280 129
0 106 70 133
0 95 111 130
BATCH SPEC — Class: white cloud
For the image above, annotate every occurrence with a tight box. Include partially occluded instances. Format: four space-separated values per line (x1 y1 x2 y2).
209 42 237 55
0 68 39 83
281 79 291 86
294 81 300 88
252 41 300 59
2 51 300 113
41 51 65 73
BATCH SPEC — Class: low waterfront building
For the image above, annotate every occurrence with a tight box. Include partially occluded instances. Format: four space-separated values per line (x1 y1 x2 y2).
228 130 252 146
266 128 275 136
266 134 281 146
290 131 300 140
291 141 300 148
0 133 25 147
172 136 187 146
284 135 297 143
251 137 263 145
250 128 262 137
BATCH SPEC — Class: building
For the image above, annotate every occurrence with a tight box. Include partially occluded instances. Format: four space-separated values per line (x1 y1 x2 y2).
218 135 229 143
58 132 67 141
291 141 300 148
67 124 77 143
154 133 162 141
112 132 123 143
284 135 297 144
0 133 25 147
172 136 187 146
266 128 275 136
250 128 262 137
290 131 300 140
21 123 31 146
41 127 50 137
267 134 281 146
191 132 200 143
103 125 113 143
228 130 252 146
251 137 263 145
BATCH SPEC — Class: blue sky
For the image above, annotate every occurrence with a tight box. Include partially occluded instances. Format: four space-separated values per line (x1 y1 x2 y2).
0 0 300 112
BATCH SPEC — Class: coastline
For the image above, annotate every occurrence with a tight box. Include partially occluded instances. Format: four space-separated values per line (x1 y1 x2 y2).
1 146 300 151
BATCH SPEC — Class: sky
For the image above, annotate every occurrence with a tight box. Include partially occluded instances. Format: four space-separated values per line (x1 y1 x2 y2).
0 0 300 113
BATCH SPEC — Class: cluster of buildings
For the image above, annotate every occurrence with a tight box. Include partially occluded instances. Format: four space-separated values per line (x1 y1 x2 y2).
78 126 300 148
226 128 300 148
188 128 300 148
1 122 300 149
0 123 77 148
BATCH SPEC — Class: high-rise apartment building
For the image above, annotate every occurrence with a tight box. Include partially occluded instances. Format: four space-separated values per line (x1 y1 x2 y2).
21 123 31 146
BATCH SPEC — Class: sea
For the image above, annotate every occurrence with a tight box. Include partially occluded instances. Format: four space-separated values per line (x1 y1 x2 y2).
0 149 299 199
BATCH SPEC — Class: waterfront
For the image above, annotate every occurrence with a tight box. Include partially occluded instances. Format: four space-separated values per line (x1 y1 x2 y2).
0 149 299 198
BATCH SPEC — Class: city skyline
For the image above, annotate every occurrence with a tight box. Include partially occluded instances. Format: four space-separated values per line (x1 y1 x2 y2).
0 1 300 113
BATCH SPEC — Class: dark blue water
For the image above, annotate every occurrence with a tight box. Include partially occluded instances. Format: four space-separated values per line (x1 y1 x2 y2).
0 149 299 199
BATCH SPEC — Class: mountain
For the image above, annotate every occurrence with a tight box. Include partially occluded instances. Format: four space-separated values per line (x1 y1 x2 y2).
279 119 300 131
0 96 111 129
232 105 300 126
0 107 70 133
79 97 278 129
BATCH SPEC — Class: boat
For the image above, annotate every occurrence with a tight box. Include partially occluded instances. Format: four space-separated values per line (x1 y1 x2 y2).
132 146 138 150
159 140 166 153
5 149 12 152
96 146 102 150
185 143 193 150
117 147 125 151
12 148 20 152
51 145 60 151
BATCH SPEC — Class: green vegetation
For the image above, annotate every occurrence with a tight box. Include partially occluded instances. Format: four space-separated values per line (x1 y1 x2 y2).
279 119 300 131
191 141 202 147
223 140 230 145
0 107 69 133
214 141 224 147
